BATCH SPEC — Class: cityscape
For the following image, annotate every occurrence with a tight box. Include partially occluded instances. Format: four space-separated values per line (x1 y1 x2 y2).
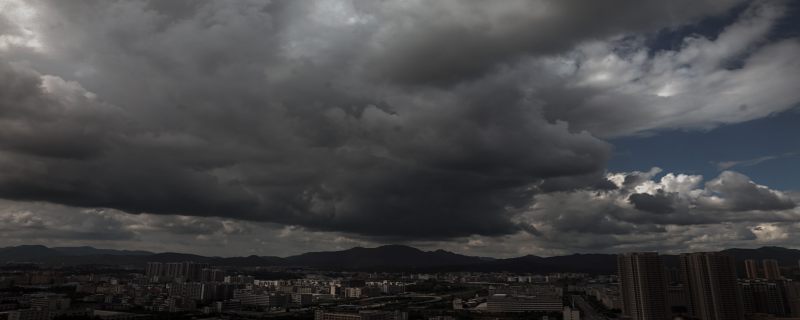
1 245 800 319
1 1 800 320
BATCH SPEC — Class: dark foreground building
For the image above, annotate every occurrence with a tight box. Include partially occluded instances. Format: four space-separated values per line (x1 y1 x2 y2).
680 252 744 320
617 252 669 320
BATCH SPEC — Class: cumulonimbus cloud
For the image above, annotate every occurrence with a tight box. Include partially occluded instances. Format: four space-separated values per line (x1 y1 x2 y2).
0 0 798 245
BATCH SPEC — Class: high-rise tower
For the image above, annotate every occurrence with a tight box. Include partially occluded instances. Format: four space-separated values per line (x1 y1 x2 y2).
763 259 782 280
744 259 759 279
680 252 744 320
618 252 669 320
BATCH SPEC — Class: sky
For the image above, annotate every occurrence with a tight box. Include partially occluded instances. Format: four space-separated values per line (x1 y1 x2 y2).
0 0 799 258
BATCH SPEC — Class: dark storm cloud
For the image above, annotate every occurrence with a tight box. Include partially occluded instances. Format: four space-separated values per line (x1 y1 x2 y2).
0 62 121 159
628 191 676 214
0 0 617 240
0 14 16 35
1 0 798 249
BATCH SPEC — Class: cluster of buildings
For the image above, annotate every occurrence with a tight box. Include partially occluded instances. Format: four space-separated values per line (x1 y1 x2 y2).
0 261 415 320
739 259 800 318
141 262 410 313
391 271 589 285
618 252 800 320
0 260 705 320
485 285 563 313
0 292 151 320
584 284 622 310
6 255 800 320
145 262 217 283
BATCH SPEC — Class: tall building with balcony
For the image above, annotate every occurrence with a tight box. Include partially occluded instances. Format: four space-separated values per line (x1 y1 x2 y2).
680 252 744 320
617 252 669 320
146 262 164 277
739 279 786 316
763 259 782 280
744 259 759 279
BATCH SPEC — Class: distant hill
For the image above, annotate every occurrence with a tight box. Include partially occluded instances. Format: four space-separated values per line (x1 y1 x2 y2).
721 246 800 266
283 245 486 269
0 245 61 261
1 244 798 274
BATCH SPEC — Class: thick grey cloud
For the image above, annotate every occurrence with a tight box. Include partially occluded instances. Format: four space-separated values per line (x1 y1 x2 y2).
0 200 137 241
0 167 798 257
0 0 616 240
0 55 610 238
0 199 304 256
628 191 677 214
513 169 800 253
0 0 798 252
700 171 796 211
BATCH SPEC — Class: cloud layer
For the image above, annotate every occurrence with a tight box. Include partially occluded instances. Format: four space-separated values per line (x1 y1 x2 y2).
1 168 797 257
0 0 799 254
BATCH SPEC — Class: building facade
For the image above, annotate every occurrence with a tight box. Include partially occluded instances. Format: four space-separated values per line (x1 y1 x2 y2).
680 252 744 320
617 252 669 320
744 259 759 279
763 259 782 280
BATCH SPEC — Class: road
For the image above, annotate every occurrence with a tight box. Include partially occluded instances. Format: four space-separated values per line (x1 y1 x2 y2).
571 295 607 320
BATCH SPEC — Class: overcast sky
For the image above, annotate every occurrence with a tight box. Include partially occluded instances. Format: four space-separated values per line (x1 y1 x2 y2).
0 0 799 257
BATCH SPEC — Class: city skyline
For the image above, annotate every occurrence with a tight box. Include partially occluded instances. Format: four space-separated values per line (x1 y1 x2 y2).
0 0 799 258
4 245 800 319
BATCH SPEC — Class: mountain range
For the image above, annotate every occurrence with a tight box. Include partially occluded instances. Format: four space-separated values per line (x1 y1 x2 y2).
2 245 799 275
